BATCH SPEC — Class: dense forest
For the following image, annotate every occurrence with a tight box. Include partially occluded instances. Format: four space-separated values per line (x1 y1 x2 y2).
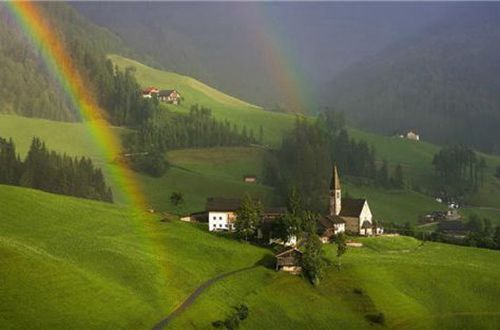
0 136 113 202
327 8 500 153
264 112 405 211
0 2 148 126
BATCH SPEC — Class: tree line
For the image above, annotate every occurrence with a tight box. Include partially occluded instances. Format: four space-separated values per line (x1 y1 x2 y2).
432 145 487 198
264 112 405 212
122 105 258 176
0 136 113 202
385 216 500 251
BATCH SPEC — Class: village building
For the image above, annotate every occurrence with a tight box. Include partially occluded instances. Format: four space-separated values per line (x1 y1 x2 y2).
275 248 303 274
318 166 382 240
399 130 420 141
243 175 257 183
142 87 159 98
158 89 181 104
207 198 240 231
206 197 287 233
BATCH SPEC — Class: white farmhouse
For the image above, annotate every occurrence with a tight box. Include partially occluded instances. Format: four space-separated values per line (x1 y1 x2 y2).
207 198 240 232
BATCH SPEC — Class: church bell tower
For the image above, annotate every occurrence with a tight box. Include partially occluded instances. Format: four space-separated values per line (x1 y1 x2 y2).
330 165 342 216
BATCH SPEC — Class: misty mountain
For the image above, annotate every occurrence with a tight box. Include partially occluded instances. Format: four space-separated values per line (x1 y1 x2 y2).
325 3 500 152
73 2 451 111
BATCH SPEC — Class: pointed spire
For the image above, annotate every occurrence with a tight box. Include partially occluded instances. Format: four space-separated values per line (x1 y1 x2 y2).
330 164 341 190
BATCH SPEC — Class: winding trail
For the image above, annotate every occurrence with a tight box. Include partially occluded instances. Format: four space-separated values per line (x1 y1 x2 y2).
152 265 258 330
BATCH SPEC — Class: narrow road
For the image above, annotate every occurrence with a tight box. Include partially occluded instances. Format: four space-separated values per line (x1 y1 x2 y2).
152 265 258 330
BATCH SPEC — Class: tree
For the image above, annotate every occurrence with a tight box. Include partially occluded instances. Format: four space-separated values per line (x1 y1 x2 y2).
468 214 485 233
333 232 348 270
301 234 324 285
235 194 262 241
494 226 500 248
286 186 303 217
391 163 405 189
170 192 184 207
377 160 390 188
496 166 500 179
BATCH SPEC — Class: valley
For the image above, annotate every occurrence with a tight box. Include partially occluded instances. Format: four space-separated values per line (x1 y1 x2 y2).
1 2 500 329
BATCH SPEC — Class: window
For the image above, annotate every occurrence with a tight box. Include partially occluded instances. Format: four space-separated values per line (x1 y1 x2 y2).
219 216 222 220
219 224 222 227
213 216 216 220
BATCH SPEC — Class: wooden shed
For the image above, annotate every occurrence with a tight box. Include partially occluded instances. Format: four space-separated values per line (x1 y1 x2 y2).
275 248 303 274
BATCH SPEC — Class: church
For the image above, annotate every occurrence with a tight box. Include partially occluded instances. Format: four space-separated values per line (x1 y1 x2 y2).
318 165 382 241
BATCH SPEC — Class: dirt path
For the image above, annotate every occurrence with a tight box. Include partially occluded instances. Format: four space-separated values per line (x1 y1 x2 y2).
152 265 258 330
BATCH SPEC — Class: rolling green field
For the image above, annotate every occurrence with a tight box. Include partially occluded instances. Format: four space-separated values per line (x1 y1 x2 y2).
2 112 500 224
109 54 296 147
0 115 275 212
2 184 498 329
350 128 500 209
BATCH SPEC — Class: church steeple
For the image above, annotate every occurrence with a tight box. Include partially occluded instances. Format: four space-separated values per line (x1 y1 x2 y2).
329 165 342 216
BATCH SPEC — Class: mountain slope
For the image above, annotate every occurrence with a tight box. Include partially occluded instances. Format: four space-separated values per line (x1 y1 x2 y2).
327 4 500 153
109 54 296 147
74 2 451 111
0 2 129 121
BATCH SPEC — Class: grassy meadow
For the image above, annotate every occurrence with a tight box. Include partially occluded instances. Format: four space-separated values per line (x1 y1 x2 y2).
170 236 500 330
1 184 499 329
0 184 270 329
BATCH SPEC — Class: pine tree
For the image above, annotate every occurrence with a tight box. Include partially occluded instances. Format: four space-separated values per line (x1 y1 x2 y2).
392 163 405 189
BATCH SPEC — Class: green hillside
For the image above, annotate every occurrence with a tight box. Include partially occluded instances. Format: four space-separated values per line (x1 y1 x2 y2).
350 128 500 210
3 113 500 223
108 54 296 147
108 54 500 210
2 184 498 329
0 114 276 213
170 236 500 329
0 184 270 329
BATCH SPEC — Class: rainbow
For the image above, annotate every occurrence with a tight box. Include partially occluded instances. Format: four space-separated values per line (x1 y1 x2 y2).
246 3 314 113
5 1 147 210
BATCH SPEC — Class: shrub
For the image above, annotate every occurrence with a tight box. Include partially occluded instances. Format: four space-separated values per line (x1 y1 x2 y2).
236 304 249 320
366 312 385 324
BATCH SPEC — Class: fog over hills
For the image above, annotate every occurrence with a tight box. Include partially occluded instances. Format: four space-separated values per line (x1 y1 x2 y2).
72 2 450 110
74 2 500 152
325 4 500 152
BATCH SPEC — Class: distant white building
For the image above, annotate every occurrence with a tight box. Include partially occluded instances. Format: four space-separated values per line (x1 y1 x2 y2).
399 130 420 141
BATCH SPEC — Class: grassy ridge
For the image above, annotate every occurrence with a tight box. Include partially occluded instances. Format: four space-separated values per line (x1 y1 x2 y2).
0 184 270 329
109 54 296 147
